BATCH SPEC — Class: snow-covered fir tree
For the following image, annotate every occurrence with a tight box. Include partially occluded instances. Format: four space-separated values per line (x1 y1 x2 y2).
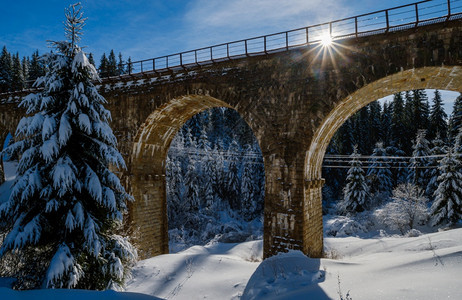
411 89 430 135
241 162 256 221
426 135 447 200
428 90 448 142
184 163 200 214
385 145 408 186
454 128 462 166
408 130 431 188
430 149 462 226
226 138 241 210
448 94 462 142
166 157 184 227
0 4 136 290
340 146 369 214
0 46 13 92
367 142 393 197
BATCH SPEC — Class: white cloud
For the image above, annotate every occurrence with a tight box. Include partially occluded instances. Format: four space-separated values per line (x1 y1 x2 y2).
185 0 346 30
178 0 376 51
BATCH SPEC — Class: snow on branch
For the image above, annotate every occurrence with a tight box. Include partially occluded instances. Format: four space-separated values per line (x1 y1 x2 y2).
46 243 83 288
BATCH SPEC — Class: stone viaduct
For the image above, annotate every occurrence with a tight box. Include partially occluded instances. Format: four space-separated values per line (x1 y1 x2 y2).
1 4 462 259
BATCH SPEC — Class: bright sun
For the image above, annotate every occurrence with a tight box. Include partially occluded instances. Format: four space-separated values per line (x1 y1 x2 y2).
320 33 333 47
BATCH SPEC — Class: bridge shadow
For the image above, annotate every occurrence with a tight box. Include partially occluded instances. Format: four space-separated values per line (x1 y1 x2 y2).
241 251 331 299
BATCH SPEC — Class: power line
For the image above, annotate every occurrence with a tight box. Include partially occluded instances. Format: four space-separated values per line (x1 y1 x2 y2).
322 165 440 169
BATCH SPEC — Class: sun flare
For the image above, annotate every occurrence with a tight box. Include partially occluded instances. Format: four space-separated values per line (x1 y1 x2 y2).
320 33 333 47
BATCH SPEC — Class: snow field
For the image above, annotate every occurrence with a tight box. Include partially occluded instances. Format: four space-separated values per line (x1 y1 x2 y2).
124 228 462 299
1 222 461 299
126 241 263 299
319 229 462 299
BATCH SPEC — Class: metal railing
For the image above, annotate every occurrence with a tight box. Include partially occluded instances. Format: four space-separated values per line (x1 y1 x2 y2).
104 0 462 79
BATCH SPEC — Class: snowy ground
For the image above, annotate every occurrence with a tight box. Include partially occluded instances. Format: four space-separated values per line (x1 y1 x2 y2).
1 160 462 299
122 228 462 300
2 228 461 299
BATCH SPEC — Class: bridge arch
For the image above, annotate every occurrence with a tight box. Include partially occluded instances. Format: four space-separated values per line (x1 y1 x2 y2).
303 65 462 257
129 94 265 258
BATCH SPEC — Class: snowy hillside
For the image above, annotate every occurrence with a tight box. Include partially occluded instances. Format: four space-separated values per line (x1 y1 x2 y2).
1 220 461 299
123 228 462 299
2 158 462 298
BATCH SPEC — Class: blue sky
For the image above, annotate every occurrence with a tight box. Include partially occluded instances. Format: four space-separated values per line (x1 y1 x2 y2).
0 0 459 110
1 0 427 62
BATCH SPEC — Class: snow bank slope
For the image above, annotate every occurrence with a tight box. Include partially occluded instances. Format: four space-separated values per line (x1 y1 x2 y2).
126 240 262 300
320 228 462 299
2 225 461 299
239 229 462 300
242 251 327 300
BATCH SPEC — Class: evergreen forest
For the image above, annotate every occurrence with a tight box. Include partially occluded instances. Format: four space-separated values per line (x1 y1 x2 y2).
0 46 131 93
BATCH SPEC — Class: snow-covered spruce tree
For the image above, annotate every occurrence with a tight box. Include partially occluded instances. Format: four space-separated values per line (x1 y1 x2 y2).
408 130 431 189
166 157 184 228
184 161 199 204
340 146 369 214
202 154 216 213
0 4 136 290
367 142 393 197
241 162 256 221
426 135 447 200
375 183 428 234
454 128 462 168
448 93 462 142
225 138 241 211
385 145 408 186
428 90 448 142
430 149 462 226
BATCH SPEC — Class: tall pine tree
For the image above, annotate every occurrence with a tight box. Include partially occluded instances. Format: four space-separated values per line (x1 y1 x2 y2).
426 135 447 200
367 142 393 197
341 146 369 213
0 46 12 93
408 130 431 189
0 4 136 290
390 92 407 149
107 50 117 77
430 149 462 226
448 94 462 142
428 90 448 142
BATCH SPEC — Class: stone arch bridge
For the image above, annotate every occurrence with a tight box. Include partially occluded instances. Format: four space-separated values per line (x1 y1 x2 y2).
2 4 462 259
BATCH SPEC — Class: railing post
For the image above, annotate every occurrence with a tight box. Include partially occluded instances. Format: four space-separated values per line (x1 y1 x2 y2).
285 32 289 50
140 61 143 73
448 0 452 19
166 56 168 69
415 3 419 27
264 36 267 54
245 40 248 56
152 59 155 71
226 44 230 59
306 27 309 44
329 22 332 37
385 10 390 31
210 47 213 61
355 17 358 38
180 53 183 66
195 50 198 64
